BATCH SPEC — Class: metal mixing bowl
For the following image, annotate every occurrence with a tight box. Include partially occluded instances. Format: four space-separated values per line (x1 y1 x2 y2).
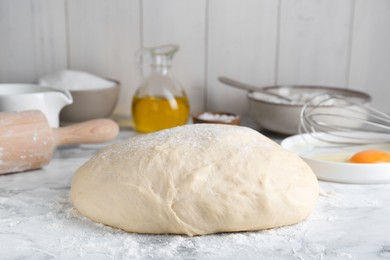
248 85 371 135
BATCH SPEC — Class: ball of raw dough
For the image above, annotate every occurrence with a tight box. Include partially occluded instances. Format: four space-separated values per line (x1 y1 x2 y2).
71 124 318 236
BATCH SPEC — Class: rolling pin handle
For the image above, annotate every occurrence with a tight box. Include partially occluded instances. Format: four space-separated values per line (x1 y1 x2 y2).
53 119 119 146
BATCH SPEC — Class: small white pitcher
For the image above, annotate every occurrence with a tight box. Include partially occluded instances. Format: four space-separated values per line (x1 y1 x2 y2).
0 84 73 127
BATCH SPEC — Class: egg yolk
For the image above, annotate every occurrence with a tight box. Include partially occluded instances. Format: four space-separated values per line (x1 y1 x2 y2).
348 150 390 164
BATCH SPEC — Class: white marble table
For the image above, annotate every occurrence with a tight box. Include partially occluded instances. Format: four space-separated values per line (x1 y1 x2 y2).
1 130 390 260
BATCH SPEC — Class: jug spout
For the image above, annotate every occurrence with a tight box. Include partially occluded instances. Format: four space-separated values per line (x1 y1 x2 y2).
45 89 73 127
59 89 73 105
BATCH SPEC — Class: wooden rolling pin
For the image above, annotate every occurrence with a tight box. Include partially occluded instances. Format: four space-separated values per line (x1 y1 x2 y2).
0 110 119 175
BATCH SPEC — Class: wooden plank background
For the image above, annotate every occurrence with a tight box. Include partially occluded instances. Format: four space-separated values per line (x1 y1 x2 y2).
207 0 278 115
0 0 67 82
277 0 353 87
0 0 389 117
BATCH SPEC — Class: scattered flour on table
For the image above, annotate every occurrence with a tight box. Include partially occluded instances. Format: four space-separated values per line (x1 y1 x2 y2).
1 177 365 259
11 192 354 259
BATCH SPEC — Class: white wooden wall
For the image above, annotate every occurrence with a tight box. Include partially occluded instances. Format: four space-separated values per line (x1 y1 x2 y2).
1 0 390 116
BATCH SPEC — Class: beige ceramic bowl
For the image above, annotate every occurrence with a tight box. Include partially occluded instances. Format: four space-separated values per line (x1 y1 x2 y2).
192 112 240 125
60 80 120 124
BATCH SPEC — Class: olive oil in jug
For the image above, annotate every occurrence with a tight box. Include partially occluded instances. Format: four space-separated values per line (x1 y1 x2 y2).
131 44 190 133
132 96 189 133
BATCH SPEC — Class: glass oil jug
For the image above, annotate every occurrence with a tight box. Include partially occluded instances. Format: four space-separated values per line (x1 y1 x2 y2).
131 44 190 133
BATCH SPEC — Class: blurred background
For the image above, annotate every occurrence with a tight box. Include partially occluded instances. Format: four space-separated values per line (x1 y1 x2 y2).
0 0 389 118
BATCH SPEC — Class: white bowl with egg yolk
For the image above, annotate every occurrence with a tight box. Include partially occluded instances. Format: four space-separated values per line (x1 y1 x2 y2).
281 132 390 184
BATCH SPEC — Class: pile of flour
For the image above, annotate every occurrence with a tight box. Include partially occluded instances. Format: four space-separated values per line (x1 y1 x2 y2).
39 70 115 91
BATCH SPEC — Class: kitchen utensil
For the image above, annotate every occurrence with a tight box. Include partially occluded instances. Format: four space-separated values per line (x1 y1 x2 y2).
281 133 390 184
218 76 293 102
247 86 371 135
39 71 120 124
300 94 390 145
0 110 119 175
132 44 190 133
0 84 73 127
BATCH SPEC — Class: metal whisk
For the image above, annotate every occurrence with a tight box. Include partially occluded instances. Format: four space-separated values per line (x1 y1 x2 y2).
299 94 390 145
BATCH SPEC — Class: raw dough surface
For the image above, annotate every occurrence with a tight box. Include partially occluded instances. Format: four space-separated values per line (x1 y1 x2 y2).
71 124 318 236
